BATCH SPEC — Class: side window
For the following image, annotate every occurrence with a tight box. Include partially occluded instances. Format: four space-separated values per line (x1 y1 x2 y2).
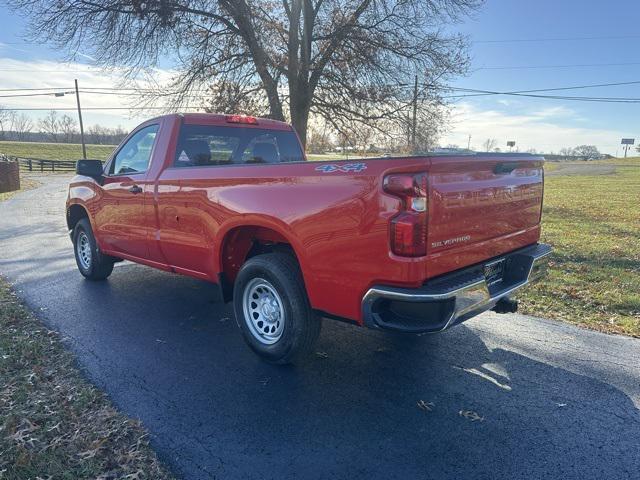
110 124 159 175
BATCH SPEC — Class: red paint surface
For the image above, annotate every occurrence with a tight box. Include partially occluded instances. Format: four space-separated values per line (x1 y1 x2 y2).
67 114 544 324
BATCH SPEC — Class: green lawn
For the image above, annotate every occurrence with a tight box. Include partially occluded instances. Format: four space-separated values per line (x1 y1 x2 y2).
519 158 640 336
0 141 116 161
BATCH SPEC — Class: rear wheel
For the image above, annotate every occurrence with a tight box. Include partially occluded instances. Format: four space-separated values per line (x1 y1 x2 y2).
73 218 114 280
233 253 321 364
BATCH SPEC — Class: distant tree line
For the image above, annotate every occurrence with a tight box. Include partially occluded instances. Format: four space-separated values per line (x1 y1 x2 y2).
0 107 127 145
555 145 603 160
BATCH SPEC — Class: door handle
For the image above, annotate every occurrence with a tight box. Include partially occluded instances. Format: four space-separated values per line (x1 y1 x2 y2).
129 185 143 194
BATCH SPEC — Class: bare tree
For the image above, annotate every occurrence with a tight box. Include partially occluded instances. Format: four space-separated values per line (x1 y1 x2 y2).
38 110 60 142
0 106 15 141
88 124 128 145
572 145 600 160
7 0 481 146
59 114 78 143
558 147 574 159
88 124 108 145
482 138 497 152
306 126 334 154
13 113 33 141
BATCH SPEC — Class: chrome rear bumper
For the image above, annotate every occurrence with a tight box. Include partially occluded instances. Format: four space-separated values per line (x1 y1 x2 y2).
362 243 552 333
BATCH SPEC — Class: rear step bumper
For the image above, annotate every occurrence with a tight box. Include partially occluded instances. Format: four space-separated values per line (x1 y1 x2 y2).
362 243 552 333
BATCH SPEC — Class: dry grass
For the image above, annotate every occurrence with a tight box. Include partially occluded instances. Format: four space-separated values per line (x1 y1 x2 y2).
0 178 40 202
0 278 175 479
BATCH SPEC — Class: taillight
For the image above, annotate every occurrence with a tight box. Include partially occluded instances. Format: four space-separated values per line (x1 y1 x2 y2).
383 173 428 257
225 114 258 124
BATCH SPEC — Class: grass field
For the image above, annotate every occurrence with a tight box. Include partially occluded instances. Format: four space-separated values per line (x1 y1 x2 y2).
0 141 116 161
519 158 640 336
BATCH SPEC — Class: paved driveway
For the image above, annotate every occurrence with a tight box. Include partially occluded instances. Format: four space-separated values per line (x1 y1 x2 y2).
1 175 639 480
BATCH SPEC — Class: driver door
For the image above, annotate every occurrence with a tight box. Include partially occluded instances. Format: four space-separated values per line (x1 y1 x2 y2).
95 124 159 260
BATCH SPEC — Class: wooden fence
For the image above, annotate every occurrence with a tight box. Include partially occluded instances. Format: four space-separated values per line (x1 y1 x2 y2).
9 156 77 173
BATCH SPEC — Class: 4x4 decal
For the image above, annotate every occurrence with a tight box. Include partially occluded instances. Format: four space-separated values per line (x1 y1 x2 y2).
315 163 367 173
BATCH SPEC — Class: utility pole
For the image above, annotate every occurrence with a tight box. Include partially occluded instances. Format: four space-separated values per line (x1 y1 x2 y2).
467 134 471 150
411 74 418 153
75 79 87 159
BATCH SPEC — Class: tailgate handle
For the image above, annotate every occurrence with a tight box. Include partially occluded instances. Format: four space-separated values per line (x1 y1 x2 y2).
494 162 519 174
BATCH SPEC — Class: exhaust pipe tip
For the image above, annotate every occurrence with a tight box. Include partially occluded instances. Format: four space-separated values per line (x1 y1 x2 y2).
492 297 518 314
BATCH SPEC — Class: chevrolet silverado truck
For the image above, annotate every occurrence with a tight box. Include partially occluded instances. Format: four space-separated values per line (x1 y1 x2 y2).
66 113 551 364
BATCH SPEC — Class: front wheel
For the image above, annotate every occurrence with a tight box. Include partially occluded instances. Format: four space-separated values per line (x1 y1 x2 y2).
73 218 114 281
233 253 321 364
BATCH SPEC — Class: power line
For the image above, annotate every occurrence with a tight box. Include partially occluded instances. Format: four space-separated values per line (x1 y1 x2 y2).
3 79 636 96
0 69 98 73
477 62 640 70
4 77 640 110
474 34 640 44
451 79 640 94
0 91 74 98
1 106 204 111
4 59 640 75
0 87 78 92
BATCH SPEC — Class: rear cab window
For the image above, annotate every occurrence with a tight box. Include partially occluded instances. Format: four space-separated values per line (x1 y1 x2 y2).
173 124 304 167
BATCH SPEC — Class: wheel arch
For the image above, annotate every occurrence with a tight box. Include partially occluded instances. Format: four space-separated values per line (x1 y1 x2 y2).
66 202 90 231
216 219 309 302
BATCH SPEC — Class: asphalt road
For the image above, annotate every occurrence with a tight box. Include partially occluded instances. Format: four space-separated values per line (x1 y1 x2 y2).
1 175 639 480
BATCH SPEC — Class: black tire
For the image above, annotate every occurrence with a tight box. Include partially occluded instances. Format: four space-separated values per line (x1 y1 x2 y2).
233 253 321 364
72 218 114 281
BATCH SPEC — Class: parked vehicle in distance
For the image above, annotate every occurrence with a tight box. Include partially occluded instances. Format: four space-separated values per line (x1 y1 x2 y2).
67 113 551 363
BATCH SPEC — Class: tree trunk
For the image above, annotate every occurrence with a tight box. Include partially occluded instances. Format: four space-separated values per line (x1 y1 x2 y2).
290 95 310 149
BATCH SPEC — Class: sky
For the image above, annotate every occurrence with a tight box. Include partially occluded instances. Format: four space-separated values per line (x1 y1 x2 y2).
1 0 640 154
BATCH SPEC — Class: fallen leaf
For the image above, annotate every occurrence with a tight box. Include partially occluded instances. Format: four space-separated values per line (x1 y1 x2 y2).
417 400 434 412
459 410 484 422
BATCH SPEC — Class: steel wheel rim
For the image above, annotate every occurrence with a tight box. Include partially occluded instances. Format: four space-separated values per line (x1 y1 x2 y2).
242 278 285 345
77 231 92 270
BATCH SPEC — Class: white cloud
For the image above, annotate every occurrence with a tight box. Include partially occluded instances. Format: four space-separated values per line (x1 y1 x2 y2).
442 102 626 154
0 57 178 129
530 105 576 118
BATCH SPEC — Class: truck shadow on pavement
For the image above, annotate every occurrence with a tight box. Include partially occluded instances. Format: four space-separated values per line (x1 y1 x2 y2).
26 262 636 480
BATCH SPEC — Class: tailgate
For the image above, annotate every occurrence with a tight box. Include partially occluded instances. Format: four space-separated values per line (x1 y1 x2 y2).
427 154 544 260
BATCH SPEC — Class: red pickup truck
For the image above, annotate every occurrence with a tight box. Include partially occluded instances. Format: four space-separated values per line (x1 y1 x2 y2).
67 113 551 363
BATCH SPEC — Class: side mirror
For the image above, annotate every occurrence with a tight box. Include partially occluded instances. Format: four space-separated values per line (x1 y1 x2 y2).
76 159 104 179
